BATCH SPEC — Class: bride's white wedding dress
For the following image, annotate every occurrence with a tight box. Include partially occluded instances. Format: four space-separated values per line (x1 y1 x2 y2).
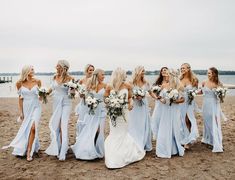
104 89 145 169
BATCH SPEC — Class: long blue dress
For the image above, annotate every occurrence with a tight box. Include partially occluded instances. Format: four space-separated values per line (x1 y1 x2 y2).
2 85 41 157
180 85 199 145
156 88 185 158
151 90 164 140
128 84 152 151
201 87 227 152
71 88 106 160
45 81 72 160
74 84 89 136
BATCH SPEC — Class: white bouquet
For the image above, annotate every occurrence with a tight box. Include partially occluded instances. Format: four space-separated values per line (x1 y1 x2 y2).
38 87 49 104
133 87 146 106
64 80 80 99
105 90 128 127
151 85 161 97
166 89 179 106
78 84 87 103
85 93 102 115
77 84 87 96
213 87 227 103
187 89 199 105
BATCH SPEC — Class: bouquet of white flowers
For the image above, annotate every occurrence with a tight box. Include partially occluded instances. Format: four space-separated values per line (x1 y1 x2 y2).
77 84 87 104
38 87 49 104
64 80 80 99
151 85 161 97
77 84 87 96
187 89 199 105
133 87 146 106
85 93 102 115
165 88 179 106
213 87 227 103
105 90 128 127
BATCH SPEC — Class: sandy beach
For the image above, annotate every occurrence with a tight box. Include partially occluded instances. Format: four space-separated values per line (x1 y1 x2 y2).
0 96 235 180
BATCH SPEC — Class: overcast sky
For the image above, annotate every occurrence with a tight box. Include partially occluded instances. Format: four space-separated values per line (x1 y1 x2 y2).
0 0 234 73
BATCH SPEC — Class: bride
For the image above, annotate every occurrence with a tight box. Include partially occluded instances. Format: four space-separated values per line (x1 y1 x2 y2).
104 67 145 169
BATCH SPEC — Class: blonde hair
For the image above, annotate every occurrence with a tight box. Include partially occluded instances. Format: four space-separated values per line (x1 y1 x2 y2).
132 66 146 85
180 63 198 87
18 65 33 83
169 69 183 92
110 68 126 91
57 60 70 83
87 69 104 90
84 64 95 74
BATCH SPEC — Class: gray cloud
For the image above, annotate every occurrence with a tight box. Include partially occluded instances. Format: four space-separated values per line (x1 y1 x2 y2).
0 0 234 73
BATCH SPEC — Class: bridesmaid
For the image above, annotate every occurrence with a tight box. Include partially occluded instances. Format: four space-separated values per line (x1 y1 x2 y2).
75 64 95 135
2 65 42 161
71 69 106 160
151 67 169 140
201 67 227 152
156 69 185 158
128 66 152 151
45 60 74 161
180 63 199 149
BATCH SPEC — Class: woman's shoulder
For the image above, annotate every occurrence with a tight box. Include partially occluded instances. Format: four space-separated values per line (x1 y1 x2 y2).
102 82 107 89
124 82 132 90
67 75 74 81
16 80 22 90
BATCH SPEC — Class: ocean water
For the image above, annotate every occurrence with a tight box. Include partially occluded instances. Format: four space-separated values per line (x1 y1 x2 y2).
0 75 235 97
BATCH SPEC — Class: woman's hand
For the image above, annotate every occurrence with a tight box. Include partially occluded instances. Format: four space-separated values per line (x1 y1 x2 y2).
159 98 166 104
173 97 185 104
80 94 85 98
128 103 133 111
155 96 162 100
20 113 24 121
136 96 143 101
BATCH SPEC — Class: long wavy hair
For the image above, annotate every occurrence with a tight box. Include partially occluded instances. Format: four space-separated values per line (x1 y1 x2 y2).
18 65 33 83
132 66 146 85
180 63 198 87
56 60 70 83
153 67 168 86
209 67 221 85
110 67 126 91
87 69 104 90
169 69 183 91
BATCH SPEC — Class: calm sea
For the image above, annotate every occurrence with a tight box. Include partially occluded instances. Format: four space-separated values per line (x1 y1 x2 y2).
0 75 235 97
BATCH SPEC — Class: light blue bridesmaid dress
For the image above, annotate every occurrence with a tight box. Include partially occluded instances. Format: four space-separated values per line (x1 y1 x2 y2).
201 87 227 152
71 88 106 160
45 80 72 160
156 89 185 158
74 93 89 136
151 89 163 140
180 85 199 145
128 84 152 151
2 85 41 157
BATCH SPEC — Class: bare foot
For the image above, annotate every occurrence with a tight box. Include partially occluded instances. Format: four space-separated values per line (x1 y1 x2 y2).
27 156 33 162
184 144 190 150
